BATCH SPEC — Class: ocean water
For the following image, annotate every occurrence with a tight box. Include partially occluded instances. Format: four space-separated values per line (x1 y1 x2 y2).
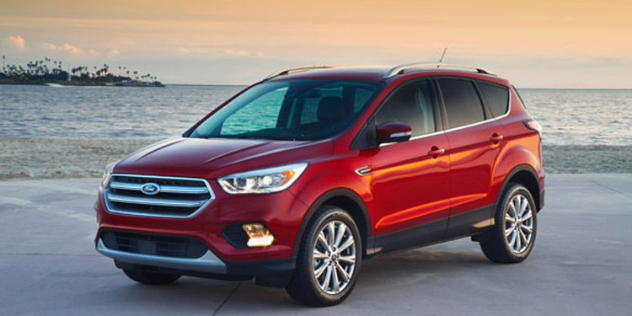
0 84 244 140
519 89 632 146
1 85 630 146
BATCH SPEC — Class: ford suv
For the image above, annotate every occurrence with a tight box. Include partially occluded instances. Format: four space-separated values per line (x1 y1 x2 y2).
95 63 545 306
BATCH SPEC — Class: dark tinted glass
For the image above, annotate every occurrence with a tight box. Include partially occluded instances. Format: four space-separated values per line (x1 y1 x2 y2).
375 80 436 137
438 79 485 128
480 82 509 117
189 80 380 141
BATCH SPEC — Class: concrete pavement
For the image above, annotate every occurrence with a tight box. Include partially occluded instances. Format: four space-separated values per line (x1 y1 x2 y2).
1 175 631 315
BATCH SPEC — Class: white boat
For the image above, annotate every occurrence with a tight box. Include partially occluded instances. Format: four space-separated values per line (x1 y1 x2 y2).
44 83 65 87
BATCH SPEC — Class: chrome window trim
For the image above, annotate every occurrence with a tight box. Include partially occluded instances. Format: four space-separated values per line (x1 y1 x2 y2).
409 130 444 141
379 130 444 147
104 173 215 219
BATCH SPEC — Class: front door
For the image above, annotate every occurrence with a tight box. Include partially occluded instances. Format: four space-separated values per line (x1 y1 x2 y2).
368 80 451 253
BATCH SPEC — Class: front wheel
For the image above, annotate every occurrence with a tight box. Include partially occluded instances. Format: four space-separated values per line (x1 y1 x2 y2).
123 269 181 285
286 206 362 306
479 183 537 263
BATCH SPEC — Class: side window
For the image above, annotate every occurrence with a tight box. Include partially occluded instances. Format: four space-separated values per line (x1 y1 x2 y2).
438 79 485 129
221 87 287 135
375 81 436 137
479 82 509 117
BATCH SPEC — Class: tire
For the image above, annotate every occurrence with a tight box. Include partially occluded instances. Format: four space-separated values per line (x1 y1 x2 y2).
286 206 362 306
479 183 537 263
123 269 181 285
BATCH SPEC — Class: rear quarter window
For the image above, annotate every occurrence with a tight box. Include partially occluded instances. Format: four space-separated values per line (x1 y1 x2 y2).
479 82 509 117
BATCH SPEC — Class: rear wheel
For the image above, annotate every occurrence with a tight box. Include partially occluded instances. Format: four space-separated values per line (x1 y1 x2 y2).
286 206 362 306
123 269 181 285
479 183 537 263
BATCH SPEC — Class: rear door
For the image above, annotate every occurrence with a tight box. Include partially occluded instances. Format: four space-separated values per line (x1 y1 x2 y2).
436 78 505 237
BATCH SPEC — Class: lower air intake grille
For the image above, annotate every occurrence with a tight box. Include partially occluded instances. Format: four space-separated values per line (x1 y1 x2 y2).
222 224 250 249
101 230 208 259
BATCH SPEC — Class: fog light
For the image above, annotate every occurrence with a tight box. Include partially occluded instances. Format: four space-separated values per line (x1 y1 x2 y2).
242 223 275 248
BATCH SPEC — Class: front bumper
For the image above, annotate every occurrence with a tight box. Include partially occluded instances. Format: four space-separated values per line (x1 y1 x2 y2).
96 234 295 287
96 238 227 274
95 178 308 284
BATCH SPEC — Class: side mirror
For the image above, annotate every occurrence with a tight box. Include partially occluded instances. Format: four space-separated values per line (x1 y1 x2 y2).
376 122 412 144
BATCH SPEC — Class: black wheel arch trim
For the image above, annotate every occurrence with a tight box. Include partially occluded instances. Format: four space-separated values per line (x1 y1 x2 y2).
292 189 372 258
499 164 543 212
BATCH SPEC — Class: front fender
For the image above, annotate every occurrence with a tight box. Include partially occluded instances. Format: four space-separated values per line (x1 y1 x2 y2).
288 162 373 257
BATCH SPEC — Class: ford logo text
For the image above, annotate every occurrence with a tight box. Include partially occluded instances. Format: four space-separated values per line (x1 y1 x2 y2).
140 183 161 196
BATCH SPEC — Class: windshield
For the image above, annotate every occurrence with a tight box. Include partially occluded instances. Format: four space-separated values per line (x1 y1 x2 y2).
189 79 381 141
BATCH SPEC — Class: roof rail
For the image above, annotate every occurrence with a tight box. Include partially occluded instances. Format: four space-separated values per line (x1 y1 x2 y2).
384 63 495 79
264 65 334 81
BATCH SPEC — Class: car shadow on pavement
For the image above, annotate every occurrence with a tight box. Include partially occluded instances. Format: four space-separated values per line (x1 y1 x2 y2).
98 244 495 313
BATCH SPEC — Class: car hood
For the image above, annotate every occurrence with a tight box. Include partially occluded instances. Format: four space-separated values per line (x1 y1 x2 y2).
113 137 333 179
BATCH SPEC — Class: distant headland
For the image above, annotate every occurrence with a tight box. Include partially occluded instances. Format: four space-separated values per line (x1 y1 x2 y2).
0 56 164 87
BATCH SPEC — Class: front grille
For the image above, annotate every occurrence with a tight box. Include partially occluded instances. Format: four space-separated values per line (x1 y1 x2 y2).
105 174 214 218
101 230 208 258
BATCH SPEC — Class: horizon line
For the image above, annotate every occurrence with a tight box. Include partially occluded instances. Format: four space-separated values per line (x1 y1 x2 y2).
163 83 632 90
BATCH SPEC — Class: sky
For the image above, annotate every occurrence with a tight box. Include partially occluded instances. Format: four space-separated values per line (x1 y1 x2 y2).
1 0 631 88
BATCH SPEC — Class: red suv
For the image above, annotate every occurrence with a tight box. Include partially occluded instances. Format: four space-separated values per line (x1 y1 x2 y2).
95 64 544 306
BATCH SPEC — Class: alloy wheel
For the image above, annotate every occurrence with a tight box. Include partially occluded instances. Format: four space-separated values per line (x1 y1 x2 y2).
504 193 534 254
311 220 357 295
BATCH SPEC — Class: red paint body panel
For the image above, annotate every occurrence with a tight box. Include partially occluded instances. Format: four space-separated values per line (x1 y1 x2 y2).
445 120 505 217
114 138 334 179
370 133 451 235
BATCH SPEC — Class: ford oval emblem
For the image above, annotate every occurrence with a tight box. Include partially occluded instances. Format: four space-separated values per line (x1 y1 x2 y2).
140 183 161 196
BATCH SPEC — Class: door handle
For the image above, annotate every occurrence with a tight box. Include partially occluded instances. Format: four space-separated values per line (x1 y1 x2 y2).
490 133 504 144
428 146 445 158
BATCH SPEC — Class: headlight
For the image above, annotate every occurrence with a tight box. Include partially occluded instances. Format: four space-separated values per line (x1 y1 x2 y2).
100 162 116 189
218 163 308 194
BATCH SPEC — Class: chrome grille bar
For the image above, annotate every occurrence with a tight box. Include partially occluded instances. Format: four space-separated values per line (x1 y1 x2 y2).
107 193 207 208
109 181 209 194
104 174 214 218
